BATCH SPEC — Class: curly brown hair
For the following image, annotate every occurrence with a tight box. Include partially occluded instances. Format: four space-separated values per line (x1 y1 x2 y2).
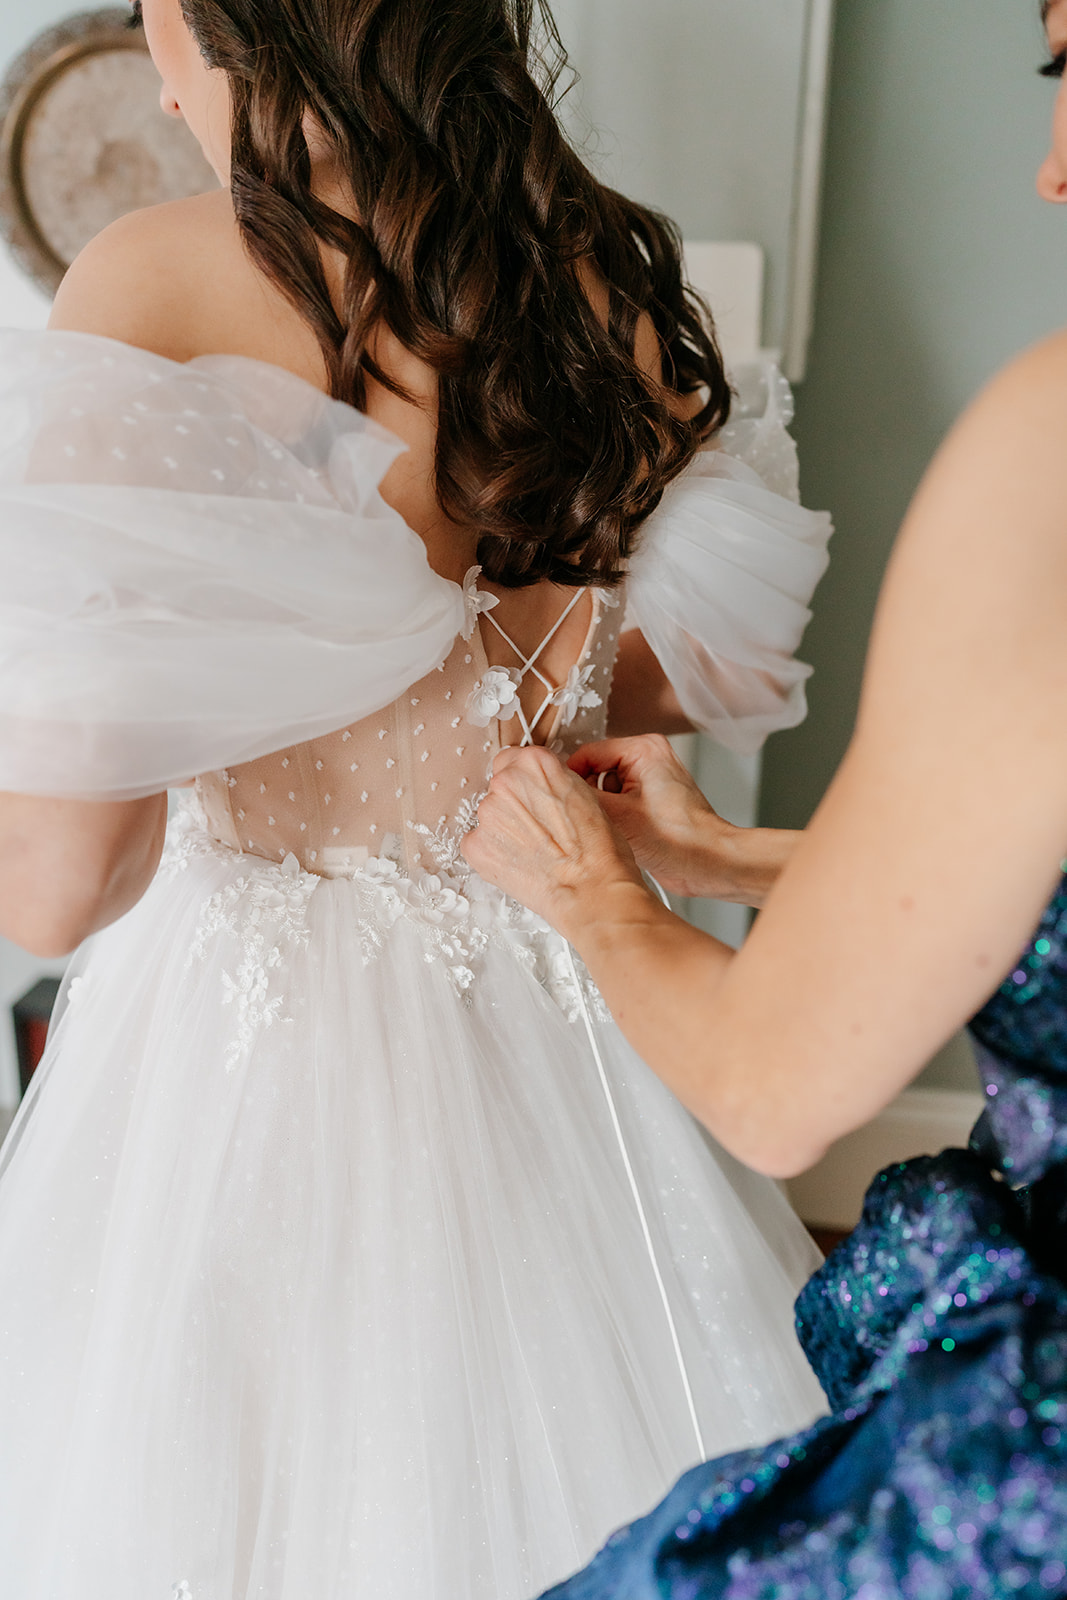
180 0 731 587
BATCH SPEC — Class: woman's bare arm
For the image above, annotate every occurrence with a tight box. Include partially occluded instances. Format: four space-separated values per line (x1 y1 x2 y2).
0 793 168 956
570 733 799 903
0 216 189 955
606 631 695 737
466 331 1067 1179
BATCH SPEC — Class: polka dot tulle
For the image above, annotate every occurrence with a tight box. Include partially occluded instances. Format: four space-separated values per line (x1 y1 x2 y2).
197 585 622 880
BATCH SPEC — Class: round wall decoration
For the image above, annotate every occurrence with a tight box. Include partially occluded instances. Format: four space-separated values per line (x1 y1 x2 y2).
0 8 217 297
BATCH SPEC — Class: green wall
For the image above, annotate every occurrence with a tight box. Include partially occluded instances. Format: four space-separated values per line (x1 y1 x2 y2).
759 0 1067 1090
764 0 1067 831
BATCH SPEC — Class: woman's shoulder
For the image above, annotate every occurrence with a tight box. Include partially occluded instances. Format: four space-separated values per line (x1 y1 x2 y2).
48 192 238 359
964 326 1067 448
1000 325 1067 384
913 326 1067 553
47 191 324 381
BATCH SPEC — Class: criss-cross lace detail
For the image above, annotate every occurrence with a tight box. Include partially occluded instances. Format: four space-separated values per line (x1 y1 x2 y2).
463 569 602 746
194 562 624 890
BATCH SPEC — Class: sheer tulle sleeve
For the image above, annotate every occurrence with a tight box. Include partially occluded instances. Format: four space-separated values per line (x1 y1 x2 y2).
626 362 832 754
0 331 465 799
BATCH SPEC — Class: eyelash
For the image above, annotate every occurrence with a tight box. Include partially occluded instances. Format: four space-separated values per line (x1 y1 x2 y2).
126 0 144 29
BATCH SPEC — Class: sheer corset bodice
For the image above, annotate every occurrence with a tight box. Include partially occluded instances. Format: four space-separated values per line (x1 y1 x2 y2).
196 582 625 879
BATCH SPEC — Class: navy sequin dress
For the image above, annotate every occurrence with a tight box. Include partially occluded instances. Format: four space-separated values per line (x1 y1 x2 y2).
541 881 1067 1600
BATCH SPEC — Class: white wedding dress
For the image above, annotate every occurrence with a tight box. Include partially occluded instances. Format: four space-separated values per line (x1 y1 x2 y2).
0 330 832 1600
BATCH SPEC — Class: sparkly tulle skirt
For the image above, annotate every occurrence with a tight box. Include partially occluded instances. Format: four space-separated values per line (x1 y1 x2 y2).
0 813 824 1600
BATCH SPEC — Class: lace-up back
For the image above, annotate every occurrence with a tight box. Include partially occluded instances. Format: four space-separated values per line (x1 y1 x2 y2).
196 573 625 879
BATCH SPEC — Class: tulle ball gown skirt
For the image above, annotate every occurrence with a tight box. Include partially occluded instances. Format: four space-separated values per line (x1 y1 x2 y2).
0 816 825 1600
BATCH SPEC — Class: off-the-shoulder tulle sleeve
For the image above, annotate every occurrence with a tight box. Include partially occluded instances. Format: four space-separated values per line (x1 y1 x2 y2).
0 330 465 799
626 362 832 754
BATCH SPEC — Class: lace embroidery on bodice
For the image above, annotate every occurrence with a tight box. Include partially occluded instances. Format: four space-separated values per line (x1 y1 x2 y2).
171 582 622 1042
196 570 624 882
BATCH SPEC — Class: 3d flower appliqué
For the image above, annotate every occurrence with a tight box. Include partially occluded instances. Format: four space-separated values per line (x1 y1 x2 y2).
460 565 500 642
550 664 602 726
186 850 316 1073
361 855 402 887
403 872 470 929
465 667 521 728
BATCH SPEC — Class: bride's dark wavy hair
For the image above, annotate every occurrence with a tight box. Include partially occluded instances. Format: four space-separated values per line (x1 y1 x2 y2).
180 0 731 587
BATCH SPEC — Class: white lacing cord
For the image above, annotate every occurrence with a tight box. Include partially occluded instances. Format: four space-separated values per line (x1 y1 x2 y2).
483 590 587 746
560 932 707 1462
481 591 706 1450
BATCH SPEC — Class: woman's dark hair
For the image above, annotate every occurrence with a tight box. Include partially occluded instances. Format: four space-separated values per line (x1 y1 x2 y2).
180 0 731 587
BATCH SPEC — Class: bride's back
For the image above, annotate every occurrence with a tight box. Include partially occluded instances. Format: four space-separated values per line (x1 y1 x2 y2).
55 1 725 580
50 188 480 580
46 0 726 869
46 186 626 874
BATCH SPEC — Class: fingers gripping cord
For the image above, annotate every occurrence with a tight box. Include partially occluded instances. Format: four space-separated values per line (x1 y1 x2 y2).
560 934 707 1462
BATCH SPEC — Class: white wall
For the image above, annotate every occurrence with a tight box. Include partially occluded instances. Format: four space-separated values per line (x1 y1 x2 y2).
0 0 59 323
0 245 50 327
0 0 80 79
549 0 831 367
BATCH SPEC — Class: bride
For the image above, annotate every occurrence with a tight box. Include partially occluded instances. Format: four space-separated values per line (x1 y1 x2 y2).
0 2 830 1596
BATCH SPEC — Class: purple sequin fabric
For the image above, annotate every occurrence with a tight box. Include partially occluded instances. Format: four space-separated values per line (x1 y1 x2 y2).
541 880 1067 1600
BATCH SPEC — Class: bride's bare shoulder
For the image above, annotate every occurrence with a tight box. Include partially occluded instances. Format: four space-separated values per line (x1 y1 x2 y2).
49 190 283 365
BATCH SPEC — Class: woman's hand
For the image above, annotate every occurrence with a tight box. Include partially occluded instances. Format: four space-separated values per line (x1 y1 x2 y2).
569 735 800 907
462 745 652 943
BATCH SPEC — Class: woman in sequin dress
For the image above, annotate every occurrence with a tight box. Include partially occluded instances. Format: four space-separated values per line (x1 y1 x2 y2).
464 5 1067 1595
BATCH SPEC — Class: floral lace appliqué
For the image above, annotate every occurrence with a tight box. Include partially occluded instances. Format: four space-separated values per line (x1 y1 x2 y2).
166 804 605 1027
411 795 482 876
158 789 225 881
408 801 605 1019
185 850 316 1072
353 803 608 1017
